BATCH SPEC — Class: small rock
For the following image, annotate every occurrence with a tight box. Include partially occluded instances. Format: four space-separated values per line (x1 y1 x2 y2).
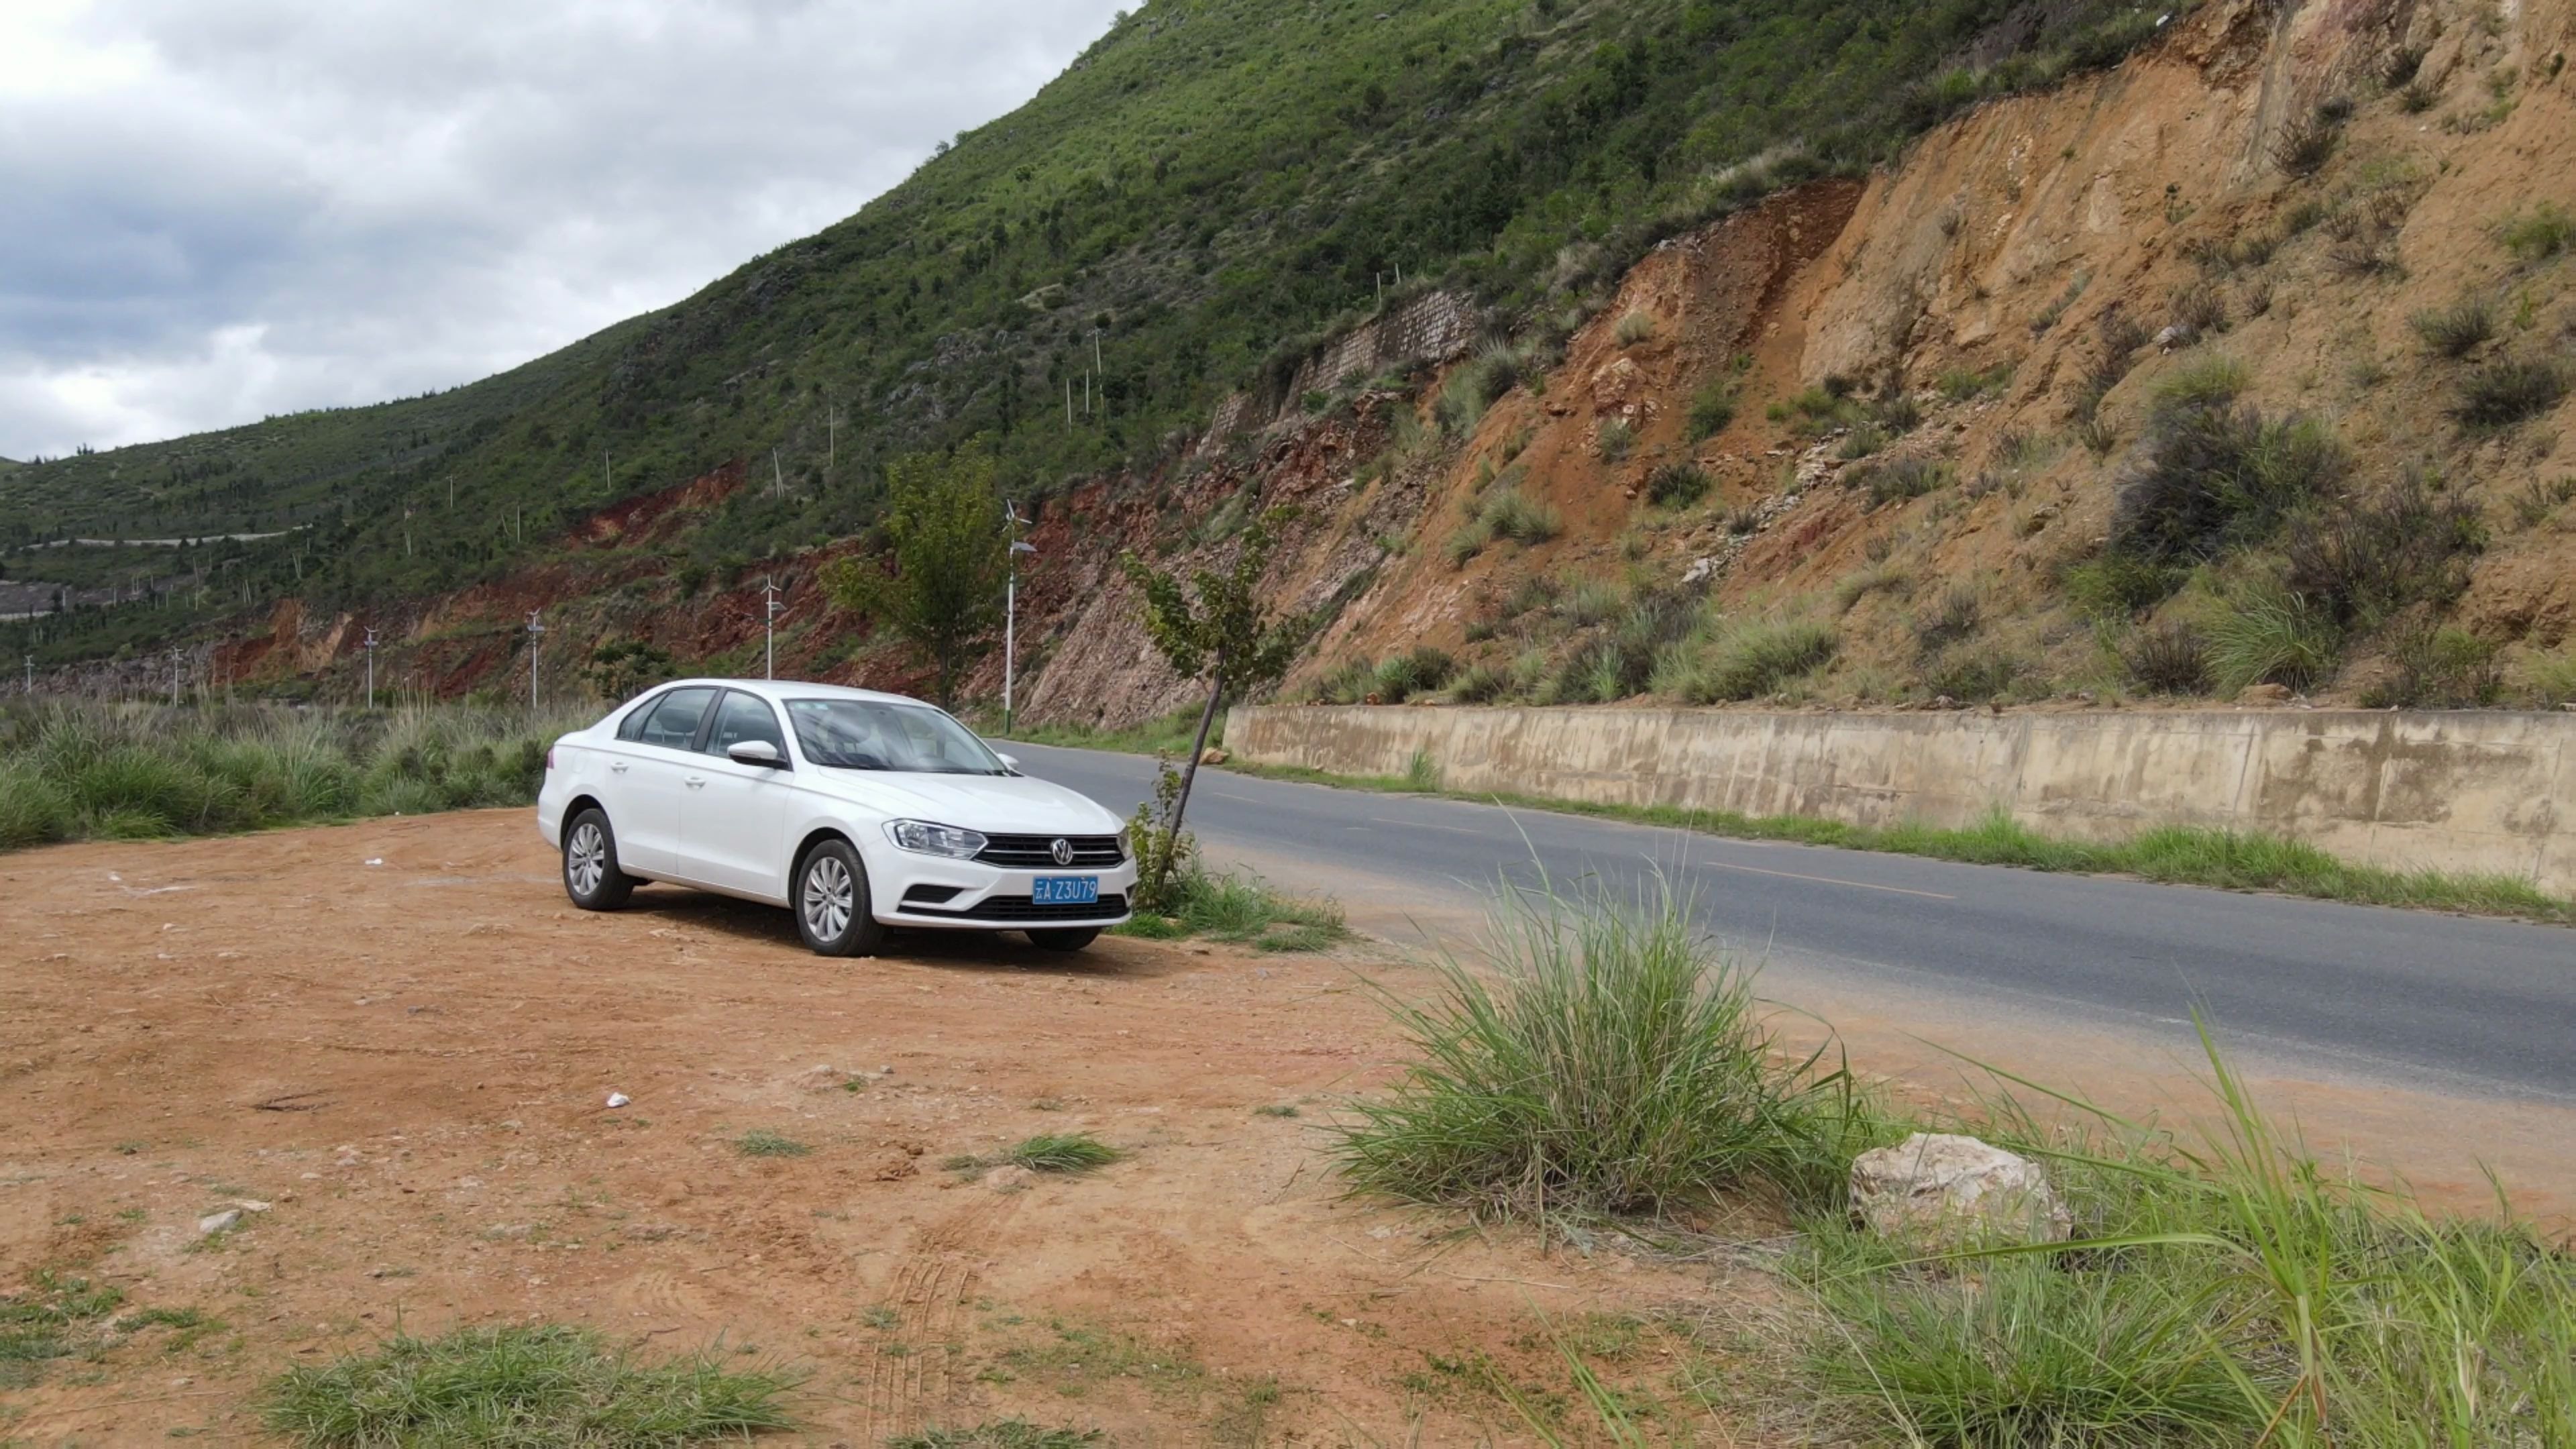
1199 748 1229 766
234 1198 272 1213
2237 682 2293 706
983 1165 1034 1194
1850 1133 2071 1252
2153 323 2194 350
604 1091 630 1109
197 1209 241 1236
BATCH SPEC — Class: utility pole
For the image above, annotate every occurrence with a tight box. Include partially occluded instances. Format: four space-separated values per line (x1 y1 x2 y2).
1003 504 1036 735
525 609 545 708
167 647 182 707
22 654 31 696
1064 376 1073 431
826 404 836 476
761 578 789 680
363 627 378 710
772 449 786 502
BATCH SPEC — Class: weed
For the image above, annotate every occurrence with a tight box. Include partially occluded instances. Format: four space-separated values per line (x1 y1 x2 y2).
1332 873 1864 1220
1644 463 1711 508
2512 475 2576 527
1451 661 1511 704
1595 418 1637 463
2280 468 2484 631
1004 1134 1119 1174
1723 504 1762 535
2061 553 2180 619
2410 296 2496 357
2151 354 2248 413
2526 651 2576 707
1837 423 1889 460
1935 363 2012 401
735 1130 811 1159
1662 617 1839 703
1405 747 1443 793
1253 1104 1299 1119
1922 643 2026 702
2169 286 2229 338
2208 578 2340 694
2451 358 2569 431
2123 619 2212 694
1833 564 1911 612
2500 201 2574 263
1915 582 1984 654
1860 455 1950 508
2112 404 2347 562
1613 311 1656 347
2271 108 2340 176
2364 626 2502 708
1686 377 1739 440
260 1324 798 1446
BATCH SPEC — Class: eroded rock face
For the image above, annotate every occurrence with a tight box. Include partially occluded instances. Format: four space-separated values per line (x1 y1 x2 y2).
1849 1132 2072 1252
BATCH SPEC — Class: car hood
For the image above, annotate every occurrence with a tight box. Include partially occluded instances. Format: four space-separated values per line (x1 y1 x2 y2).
803 768 1127 835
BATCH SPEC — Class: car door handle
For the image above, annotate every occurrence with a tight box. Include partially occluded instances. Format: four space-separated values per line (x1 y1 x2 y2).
608 761 629 773
685 776 706 789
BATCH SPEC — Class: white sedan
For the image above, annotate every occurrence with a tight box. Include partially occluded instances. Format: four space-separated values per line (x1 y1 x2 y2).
535 678 1136 955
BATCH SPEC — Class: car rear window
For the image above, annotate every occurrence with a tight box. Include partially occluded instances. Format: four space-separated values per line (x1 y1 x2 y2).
633 688 717 750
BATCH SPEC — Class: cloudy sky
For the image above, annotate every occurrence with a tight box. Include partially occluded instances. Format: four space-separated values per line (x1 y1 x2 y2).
0 0 1128 460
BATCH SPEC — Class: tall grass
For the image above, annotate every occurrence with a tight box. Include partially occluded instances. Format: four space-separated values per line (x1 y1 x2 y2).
0 700 590 851
262 1324 800 1446
1332 873 1866 1220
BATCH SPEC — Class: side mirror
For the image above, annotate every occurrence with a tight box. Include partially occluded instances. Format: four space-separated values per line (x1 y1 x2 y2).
996 753 1021 773
727 739 784 767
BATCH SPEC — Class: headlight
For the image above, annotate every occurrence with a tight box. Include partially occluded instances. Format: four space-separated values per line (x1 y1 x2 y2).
885 820 987 859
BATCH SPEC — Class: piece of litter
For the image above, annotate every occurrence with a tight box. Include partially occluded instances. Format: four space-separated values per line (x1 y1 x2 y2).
197 1210 241 1236
605 1092 631 1109
365 858 384 867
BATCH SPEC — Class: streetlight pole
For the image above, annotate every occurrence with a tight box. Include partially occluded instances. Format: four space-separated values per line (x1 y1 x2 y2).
363 627 377 710
1004 503 1035 735
526 610 545 708
762 578 788 680
167 647 182 707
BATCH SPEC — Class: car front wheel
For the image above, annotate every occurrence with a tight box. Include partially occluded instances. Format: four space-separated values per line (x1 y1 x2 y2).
1026 926 1101 953
796 840 887 957
562 808 636 911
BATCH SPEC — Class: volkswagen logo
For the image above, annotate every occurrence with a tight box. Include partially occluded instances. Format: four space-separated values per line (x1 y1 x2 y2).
1050 838 1075 867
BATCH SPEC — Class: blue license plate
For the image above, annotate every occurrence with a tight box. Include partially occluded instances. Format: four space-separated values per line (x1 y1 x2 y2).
1032 876 1100 906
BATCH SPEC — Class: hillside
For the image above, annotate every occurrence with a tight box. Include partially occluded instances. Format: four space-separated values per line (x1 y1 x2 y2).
0 0 2171 672
9 0 2574 726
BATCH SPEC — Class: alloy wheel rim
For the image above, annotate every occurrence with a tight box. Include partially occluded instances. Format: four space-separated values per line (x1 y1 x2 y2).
568 823 606 896
804 855 854 942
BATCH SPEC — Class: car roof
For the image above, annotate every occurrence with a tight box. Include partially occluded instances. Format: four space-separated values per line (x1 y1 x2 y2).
649 678 935 710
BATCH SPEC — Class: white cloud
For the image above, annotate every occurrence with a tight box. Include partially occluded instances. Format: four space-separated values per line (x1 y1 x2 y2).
0 0 1126 458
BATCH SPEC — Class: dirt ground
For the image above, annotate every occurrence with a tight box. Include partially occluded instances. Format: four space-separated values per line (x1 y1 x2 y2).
0 811 1772 1447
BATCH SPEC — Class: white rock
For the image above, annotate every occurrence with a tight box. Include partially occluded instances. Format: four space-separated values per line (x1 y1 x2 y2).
1849 1132 2071 1251
604 1092 630 1108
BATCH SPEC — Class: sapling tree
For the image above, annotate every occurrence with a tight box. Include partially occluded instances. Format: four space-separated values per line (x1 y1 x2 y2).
820 443 1007 708
1120 508 1301 904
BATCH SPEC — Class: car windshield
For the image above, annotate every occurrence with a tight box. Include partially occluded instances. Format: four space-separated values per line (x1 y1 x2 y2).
785 698 1008 775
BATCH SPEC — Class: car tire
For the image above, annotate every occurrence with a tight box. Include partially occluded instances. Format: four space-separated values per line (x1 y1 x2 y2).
795 839 886 957
1026 927 1102 953
561 807 637 911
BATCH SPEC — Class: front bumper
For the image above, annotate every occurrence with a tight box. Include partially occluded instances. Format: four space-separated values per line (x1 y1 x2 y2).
869 851 1140 931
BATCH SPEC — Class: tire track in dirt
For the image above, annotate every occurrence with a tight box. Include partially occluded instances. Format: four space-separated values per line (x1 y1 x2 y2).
861 1193 1016 1440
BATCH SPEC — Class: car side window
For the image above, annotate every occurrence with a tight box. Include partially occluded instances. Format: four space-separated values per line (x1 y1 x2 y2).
706 691 788 758
614 692 666 743
635 688 718 751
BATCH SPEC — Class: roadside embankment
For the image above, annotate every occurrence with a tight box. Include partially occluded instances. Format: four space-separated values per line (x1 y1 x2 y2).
1226 705 2576 898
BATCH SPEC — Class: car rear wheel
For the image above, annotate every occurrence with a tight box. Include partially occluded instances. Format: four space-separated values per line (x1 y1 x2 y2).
562 808 636 911
1026 926 1101 953
796 840 887 957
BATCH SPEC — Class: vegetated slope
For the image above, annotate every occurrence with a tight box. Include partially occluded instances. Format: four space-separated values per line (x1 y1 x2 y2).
0 0 2172 678
1285 0 2576 718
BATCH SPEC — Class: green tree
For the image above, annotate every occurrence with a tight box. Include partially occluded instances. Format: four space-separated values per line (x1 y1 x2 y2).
1120 508 1301 901
584 639 676 702
822 444 1007 708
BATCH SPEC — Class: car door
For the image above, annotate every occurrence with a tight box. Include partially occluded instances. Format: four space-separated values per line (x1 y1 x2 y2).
681 690 800 901
606 686 720 875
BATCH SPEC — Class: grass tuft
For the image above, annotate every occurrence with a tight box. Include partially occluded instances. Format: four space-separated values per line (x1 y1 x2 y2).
260 1324 800 1447
1003 1134 1120 1175
2451 358 2569 432
889 1425 1102 1449
1332 872 1865 1220
735 1130 811 1159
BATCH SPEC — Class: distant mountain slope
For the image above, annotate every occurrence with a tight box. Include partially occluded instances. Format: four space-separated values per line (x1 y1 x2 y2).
1 0 2169 669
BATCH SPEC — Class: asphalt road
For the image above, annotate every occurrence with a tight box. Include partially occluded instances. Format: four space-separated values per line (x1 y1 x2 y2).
1005 741 2576 1104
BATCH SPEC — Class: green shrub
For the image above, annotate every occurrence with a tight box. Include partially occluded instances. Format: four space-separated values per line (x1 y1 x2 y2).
2110 405 2348 562
2122 619 2212 694
1860 455 1951 508
1595 418 1637 462
2061 553 2179 619
1645 462 1711 508
1666 618 1838 702
1686 378 1739 440
1612 311 1656 346
1837 422 1889 460
2151 354 2249 412
260 1324 799 1446
1922 643 2025 702
2500 201 2575 263
2526 651 2576 707
2279 470 2483 631
2410 297 2496 357
2451 358 2569 431
1451 661 1511 703
2363 626 2502 708
1560 577 1625 629
1915 581 1984 654
2270 108 2339 175
1331 876 1862 1220
2208 579 2340 694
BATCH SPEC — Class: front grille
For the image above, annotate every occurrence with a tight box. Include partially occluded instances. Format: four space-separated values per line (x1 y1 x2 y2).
973 833 1126 869
906 892 1130 923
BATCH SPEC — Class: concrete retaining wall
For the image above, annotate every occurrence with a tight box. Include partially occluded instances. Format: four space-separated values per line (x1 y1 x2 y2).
1224 705 2576 894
